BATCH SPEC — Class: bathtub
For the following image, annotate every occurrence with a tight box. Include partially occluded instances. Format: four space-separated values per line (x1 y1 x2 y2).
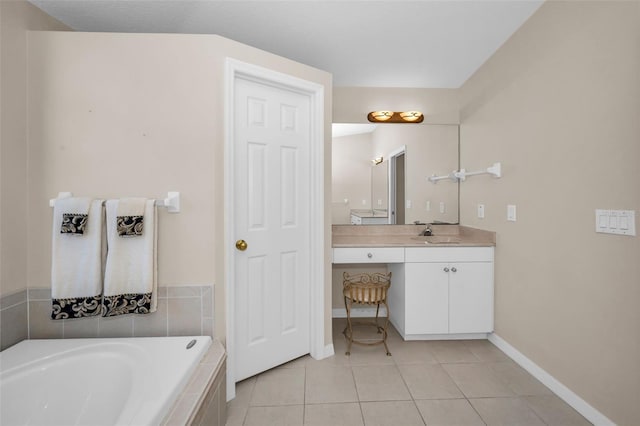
0 336 213 426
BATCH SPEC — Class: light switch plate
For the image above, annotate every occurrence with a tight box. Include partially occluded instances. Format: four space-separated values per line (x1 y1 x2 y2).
477 204 485 219
440 202 445 213
507 205 517 222
596 209 636 236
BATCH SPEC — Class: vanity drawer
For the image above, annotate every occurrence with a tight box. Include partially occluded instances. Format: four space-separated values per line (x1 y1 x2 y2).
405 247 494 263
333 247 404 264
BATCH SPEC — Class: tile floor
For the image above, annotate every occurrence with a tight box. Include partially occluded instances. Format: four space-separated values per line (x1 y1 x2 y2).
226 319 591 426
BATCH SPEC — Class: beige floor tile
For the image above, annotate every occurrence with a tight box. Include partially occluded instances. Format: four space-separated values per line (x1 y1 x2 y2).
346 342 395 365
304 402 364 426
488 361 553 396
469 397 546 426
243 405 304 426
305 364 358 404
464 339 510 362
226 377 257 425
360 401 425 426
352 364 411 401
389 341 438 365
415 399 485 426
398 364 464 399
250 368 305 406
524 395 592 426
277 354 311 370
442 363 515 398
428 340 481 363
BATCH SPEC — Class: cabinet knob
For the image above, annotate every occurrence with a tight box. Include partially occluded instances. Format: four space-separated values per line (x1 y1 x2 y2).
367 253 373 259
443 267 450 272
451 267 457 273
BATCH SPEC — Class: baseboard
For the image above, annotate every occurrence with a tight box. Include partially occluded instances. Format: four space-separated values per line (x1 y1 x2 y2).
489 333 615 426
332 307 387 318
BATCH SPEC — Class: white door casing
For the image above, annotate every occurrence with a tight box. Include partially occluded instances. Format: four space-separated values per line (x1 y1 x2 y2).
225 59 327 400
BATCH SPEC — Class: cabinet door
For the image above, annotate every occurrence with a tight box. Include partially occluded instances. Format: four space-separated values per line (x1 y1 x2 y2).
449 262 494 333
404 263 449 334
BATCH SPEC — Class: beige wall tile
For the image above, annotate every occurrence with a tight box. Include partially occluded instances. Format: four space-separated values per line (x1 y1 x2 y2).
167 297 202 336
63 315 99 338
133 298 168 337
0 302 28 350
29 300 63 339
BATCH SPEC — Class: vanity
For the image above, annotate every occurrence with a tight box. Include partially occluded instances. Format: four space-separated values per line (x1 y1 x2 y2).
349 209 389 225
332 224 496 340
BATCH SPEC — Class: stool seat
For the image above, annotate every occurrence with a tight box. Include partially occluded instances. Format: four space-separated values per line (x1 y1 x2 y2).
342 271 392 356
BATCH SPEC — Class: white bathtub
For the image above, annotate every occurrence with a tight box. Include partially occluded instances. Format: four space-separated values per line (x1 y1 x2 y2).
0 336 212 426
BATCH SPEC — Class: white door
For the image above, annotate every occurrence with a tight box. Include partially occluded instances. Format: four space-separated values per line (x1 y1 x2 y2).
233 76 311 381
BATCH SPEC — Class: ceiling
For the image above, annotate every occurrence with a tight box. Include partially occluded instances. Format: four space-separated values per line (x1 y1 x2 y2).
28 0 543 88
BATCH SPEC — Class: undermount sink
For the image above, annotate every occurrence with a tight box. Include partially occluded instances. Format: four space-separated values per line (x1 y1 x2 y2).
411 235 462 244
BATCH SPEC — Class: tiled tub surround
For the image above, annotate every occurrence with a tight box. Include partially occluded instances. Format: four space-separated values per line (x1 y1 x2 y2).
163 340 227 426
0 290 29 351
0 285 213 349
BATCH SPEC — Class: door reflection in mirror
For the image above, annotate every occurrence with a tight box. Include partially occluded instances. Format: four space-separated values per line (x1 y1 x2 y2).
332 123 459 225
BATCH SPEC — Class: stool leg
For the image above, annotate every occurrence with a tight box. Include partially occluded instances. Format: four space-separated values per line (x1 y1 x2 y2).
382 301 391 356
344 296 353 356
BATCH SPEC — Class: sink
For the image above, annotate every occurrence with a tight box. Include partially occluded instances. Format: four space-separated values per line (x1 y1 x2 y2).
410 235 462 244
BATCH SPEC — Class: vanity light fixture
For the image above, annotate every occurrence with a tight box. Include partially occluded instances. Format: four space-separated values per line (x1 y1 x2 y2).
400 111 423 122
372 157 384 165
368 111 394 122
367 110 424 123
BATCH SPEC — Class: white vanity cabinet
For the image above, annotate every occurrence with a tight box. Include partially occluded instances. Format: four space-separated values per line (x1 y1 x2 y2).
389 247 494 339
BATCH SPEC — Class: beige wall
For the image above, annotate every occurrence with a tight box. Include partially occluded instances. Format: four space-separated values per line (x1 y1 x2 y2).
458 1 640 424
0 1 68 297
332 132 374 223
27 31 332 344
371 124 459 225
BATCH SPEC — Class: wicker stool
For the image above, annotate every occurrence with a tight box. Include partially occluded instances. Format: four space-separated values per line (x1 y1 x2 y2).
342 271 392 356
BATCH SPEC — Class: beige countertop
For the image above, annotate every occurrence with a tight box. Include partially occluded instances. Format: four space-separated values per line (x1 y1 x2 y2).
332 224 496 248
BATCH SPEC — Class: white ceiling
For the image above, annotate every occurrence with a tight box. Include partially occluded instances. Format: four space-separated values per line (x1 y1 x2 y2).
28 0 543 88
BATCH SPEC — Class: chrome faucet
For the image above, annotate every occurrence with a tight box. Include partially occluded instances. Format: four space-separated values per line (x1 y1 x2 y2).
420 224 433 236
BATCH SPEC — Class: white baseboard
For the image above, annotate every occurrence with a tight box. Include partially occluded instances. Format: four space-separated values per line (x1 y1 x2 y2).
489 333 615 426
332 307 387 318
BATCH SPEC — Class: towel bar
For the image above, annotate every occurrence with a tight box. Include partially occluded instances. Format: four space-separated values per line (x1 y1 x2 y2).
49 191 181 213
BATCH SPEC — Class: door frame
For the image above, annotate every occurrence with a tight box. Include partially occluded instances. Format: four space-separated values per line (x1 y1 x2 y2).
224 58 326 400
388 146 406 224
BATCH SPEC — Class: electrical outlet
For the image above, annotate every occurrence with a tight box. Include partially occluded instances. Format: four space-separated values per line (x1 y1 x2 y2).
439 202 445 213
406 200 412 209
426 200 431 211
477 204 485 219
507 204 517 222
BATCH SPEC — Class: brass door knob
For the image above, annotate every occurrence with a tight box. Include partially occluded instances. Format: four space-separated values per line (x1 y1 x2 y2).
235 239 248 251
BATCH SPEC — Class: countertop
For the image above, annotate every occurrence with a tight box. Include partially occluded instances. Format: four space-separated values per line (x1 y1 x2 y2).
332 224 496 248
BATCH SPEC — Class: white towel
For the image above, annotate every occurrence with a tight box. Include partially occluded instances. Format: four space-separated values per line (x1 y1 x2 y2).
103 199 157 316
51 198 105 319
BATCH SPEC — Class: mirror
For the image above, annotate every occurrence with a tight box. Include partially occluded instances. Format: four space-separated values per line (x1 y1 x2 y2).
332 123 459 225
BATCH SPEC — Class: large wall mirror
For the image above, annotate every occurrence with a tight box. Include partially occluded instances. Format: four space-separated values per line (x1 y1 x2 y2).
332 123 459 225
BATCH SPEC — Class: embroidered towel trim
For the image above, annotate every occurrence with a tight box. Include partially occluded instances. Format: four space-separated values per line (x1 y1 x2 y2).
51 198 105 319
61 213 88 235
117 197 146 237
103 199 157 316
